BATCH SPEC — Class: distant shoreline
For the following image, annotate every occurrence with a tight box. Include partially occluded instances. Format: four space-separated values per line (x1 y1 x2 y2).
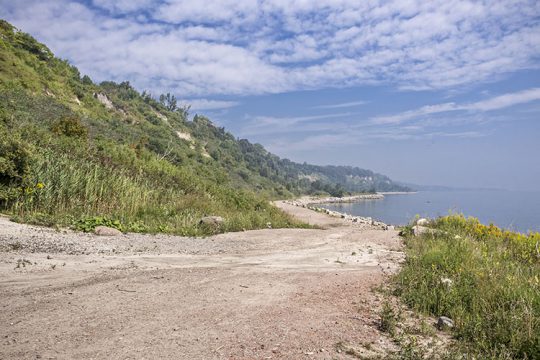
378 191 418 195
291 194 384 206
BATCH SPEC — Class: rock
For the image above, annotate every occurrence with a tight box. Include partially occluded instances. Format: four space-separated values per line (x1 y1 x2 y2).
387 225 395 231
94 226 122 236
440 277 453 287
199 216 224 227
437 316 454 330
416 218 429 226
93 92 114 110
413 225 438 236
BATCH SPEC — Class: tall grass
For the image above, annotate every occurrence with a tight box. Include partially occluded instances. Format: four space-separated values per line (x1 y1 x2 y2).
9 148 307 235
396 215 540 359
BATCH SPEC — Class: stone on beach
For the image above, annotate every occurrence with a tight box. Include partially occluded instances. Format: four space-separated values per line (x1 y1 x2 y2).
94 226 122 236
199 216 224 227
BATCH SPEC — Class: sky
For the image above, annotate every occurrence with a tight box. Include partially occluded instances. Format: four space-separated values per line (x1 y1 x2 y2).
1 0 540 190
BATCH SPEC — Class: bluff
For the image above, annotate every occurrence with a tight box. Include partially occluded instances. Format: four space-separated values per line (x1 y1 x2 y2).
0 20 408 234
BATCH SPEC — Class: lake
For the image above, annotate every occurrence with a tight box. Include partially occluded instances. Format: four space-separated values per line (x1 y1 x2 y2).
319 190 540 233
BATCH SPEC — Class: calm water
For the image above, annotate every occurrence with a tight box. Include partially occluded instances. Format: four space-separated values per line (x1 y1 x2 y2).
320 190 540 233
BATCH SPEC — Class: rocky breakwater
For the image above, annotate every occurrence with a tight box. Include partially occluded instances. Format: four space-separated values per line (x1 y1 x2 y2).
284 194 392 231
295 194 384 205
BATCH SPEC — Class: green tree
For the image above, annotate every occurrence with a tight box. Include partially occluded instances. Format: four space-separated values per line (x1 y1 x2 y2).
159 93 177 112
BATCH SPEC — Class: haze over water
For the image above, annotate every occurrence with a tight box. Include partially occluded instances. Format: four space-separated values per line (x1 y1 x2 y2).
320 190 540 233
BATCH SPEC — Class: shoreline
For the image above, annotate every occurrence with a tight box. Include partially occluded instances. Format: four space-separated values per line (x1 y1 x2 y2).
377 191 418 195
282 196 392 230
290 193 384 206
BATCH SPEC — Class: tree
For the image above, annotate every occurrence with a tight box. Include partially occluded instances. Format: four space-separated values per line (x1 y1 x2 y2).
159 93 178 112
81 75 93 85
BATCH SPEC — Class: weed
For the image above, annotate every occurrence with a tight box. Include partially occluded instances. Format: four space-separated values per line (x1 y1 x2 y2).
379 302 398 335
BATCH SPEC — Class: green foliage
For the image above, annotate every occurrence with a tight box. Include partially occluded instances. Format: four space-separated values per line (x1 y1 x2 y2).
74 216 123 232
396 215 540 359
51 116 88 138
159 92 178 111
379 302 398 335
0 128 33 202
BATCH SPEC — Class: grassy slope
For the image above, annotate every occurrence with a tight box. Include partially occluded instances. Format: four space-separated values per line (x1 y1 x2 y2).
396 216 540 359
0 20 309 235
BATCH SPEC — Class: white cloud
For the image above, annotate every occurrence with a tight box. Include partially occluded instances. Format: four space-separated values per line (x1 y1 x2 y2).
183 99 239 111
372 103 459 124
468 88 540 111
1 0 539 97
313 101 367 109
241 112 355 135
372 88 540 124
92 0 157 14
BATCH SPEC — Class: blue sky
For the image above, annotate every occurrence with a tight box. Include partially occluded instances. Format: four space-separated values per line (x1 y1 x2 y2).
1 0 540 190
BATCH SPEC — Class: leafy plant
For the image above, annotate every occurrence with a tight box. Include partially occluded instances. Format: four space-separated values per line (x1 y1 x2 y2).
74 216 124 232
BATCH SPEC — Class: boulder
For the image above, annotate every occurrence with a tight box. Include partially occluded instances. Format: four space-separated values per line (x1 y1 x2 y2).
437 316 454 330
413 225 439 236
94 226 122 236
199 216 224 227
416 218 429 226
94 92 114 110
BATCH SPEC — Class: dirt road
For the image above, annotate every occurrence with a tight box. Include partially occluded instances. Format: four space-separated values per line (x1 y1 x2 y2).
0 201 404 359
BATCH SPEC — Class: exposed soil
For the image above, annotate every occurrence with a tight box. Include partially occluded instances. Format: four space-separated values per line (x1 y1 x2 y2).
0 201 405 359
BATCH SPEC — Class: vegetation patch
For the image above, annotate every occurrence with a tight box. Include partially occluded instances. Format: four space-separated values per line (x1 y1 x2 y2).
395 215 540 359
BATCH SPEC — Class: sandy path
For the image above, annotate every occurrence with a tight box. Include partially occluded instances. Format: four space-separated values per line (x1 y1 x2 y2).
0 201 404 359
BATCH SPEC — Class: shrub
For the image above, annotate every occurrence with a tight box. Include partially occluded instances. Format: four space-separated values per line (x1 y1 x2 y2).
0 129 32 190
50 116 88 138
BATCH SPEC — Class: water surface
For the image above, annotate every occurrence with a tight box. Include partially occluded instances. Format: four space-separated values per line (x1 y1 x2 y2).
319 190 540 233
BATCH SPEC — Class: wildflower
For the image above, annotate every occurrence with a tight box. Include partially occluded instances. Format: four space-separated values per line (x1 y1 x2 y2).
36 182 44 189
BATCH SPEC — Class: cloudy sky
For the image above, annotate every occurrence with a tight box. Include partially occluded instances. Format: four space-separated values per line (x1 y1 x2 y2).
2 0 540 190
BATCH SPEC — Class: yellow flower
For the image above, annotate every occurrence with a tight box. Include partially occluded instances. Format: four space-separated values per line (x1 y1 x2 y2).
36 182 44 189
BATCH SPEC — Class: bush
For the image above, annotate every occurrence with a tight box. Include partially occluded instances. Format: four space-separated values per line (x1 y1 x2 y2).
50 116 88 138
0 130 32 188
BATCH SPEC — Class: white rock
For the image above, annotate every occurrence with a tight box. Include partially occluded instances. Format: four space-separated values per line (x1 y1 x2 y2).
176 131 192 141
94 93 114 110
440 277 453 287
437 316 454 330
413 225 429 236
416 218 429 226
199 216 224 226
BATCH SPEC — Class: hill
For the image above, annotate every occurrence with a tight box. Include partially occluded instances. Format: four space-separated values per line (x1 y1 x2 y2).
0 20 408 234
